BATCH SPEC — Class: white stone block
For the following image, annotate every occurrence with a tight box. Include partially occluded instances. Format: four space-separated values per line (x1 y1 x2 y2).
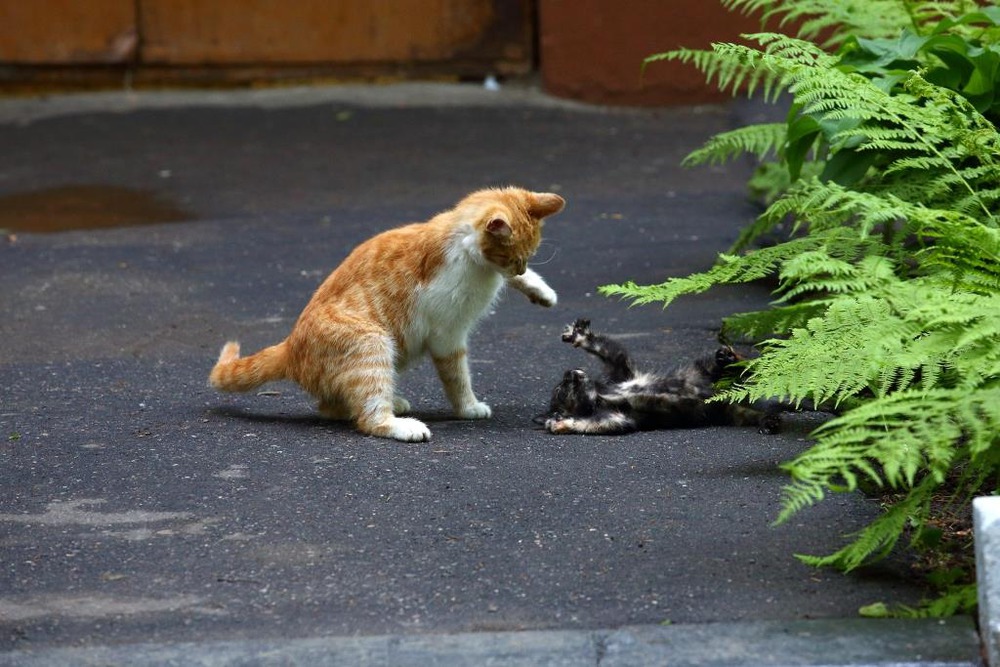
975 496 1000 666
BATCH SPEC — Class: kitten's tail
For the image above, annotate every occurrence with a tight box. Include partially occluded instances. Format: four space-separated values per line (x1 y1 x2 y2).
209 341 289 392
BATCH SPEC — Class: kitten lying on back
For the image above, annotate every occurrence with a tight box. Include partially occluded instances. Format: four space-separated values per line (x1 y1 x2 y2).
538 319 779 435
210 187 565 442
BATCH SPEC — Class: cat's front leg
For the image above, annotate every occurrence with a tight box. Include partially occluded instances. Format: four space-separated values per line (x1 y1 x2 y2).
560 319 637 383
507 268 557 307
432 348 491 419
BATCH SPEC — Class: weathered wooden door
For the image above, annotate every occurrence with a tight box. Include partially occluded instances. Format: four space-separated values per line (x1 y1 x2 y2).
0 1 533 82
0 1 137 63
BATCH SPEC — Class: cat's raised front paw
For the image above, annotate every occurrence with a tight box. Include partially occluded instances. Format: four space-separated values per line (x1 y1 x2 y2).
527 284 558 308
457 401 492 420
508 269 557 307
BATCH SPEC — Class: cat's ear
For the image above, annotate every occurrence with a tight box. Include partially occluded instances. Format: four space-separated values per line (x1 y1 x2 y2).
486 217 512 237
529 192 566 219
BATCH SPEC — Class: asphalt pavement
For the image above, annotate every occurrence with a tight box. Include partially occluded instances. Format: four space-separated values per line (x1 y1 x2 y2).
0 82 983 665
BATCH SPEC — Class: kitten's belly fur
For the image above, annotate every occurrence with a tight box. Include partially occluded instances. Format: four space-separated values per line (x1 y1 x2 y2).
398 258 503 368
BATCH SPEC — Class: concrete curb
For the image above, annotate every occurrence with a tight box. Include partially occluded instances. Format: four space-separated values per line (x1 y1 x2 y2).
976 497 1000 666
0 80 617 127
0 619 981 666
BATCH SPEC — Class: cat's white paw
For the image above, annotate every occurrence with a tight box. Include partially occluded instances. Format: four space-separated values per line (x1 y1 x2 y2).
508 270 557 307
393 396 412 414
528 284 558 308
457 401 492 419
386 417 432 442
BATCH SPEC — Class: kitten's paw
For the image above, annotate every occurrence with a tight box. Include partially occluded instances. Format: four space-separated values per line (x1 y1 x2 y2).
457 401 492 420
758 413 781 435
715 346 741 368
561 318 591 346
393 396 412 414
386 417 432 442
545 417 574 434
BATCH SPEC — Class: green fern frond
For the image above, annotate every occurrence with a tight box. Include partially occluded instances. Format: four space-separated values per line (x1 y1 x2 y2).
918 218 1000 291
755 180 910 240
861 584 979 618
747 160 827 207
779 387 1000 523
748 32 839 66
794 477 938 569
719 293 920 407
670 31 1000 233
645 33 838 101
724 269 1000 403
643 46 784 100
722 302 828 340
722 0 976 46
776 253 896 302
682 123 788 166
730 203 794 251
599 229 859 308
905 294 1000 389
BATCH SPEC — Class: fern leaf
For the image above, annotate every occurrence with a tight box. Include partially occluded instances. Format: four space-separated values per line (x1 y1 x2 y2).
861 584 979 618
722 301 827 340
600 229 856 308
722 0 958 46
683 123 788 166
643 46 784 100
794 477 938 570
776 253 896 302
719 293 917 407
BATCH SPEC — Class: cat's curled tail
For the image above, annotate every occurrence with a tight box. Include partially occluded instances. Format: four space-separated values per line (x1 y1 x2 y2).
209 341 289 392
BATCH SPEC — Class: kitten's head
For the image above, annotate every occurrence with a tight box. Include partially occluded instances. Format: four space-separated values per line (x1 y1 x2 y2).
460 187 565 276
534 368 597 424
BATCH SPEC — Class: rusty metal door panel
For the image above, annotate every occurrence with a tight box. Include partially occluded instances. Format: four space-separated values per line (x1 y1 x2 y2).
0 0 136 63
140 0 529 70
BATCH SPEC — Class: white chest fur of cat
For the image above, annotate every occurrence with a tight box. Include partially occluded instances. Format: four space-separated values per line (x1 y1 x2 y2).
209 187 565 442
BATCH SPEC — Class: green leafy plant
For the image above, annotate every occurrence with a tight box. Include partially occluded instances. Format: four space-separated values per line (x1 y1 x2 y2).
654 1 1000 205
610 1 1000 616
724 0 1000 48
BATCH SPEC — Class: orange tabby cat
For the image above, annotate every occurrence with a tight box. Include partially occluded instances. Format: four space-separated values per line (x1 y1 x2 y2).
210 187 565 442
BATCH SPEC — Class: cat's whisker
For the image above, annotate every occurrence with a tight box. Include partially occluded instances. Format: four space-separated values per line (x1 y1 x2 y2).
530 244 559 266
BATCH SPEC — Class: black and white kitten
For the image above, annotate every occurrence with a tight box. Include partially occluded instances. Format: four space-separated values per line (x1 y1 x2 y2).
538 318 779 435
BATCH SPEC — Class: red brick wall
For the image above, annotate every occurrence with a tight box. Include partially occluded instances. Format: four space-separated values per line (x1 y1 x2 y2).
538 0 763 106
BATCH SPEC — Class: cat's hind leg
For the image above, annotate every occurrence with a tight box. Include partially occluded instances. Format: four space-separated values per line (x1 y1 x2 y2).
546 411 636 435
318 399 351 421
320 396 409 421
717 403 781 434
307 329 430 442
